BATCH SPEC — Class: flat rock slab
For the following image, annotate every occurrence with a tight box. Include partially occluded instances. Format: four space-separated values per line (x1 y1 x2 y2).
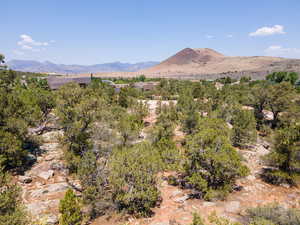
202 201 216 207
225 201 241 213
26 199 60 217
41 131 64 143
38 170 55 180
29 182 69 199
150 222 170 225
174 195 189 203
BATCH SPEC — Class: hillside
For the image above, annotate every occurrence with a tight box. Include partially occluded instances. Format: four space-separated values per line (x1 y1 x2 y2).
7 60 159 74
140 48 300 79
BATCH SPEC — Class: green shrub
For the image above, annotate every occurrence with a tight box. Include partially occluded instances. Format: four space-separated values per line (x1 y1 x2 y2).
0 168 29 225
263 124 300 185
184 123 249 200
231 109 257 148
191 213 205 225
109 142 162 216
59 189 82 225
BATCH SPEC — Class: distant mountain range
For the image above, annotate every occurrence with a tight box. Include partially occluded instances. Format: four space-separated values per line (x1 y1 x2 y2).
7 60 159 74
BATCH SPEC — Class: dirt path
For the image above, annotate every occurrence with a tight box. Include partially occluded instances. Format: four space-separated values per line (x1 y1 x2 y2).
18 130 79 224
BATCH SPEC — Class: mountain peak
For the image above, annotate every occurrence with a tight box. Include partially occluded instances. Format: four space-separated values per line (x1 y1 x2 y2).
154 47 225 66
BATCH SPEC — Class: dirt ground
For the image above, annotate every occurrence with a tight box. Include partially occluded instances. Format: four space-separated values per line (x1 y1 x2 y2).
91 100 300 225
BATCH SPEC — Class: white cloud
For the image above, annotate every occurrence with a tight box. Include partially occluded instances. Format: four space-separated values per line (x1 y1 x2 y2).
17 34 50 52
265 45 300 58
226 34 233 38
205 35 214 39
249 25 285 37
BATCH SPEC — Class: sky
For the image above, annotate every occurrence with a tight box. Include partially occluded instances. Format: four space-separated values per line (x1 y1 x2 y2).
1 0 300 65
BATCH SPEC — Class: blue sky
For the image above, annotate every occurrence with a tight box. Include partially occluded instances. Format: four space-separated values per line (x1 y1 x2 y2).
1 0 300 64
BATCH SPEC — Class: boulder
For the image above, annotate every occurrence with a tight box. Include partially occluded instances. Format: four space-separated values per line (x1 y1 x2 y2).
45 214 59 225
38 170 54 180
19 175 32 184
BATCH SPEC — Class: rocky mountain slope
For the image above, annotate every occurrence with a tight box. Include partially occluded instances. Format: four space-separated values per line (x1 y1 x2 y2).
7 60 159 74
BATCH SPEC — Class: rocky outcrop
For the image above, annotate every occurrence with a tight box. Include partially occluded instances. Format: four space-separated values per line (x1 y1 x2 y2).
19 130 79 223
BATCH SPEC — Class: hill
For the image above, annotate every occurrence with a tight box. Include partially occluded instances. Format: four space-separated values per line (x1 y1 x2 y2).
140 48 300 79
7 60 159 74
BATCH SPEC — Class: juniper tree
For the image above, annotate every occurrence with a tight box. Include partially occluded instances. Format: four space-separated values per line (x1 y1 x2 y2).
59 189 82 225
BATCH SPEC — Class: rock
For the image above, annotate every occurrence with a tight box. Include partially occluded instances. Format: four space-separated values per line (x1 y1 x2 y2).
50 162 66 171
19 175 32 184
40 143 60 152
225 201 241 213
30 189 49 198
280 183 290 188
26 202 47 216
30 183 69 198
202 201 216 207
174 195 189 203
150 222 170 225
171 190 183 197
45 155 55 161
246 175 256 181
38 170 54 180
46 183 69 193
226 122 233 129
42 130 63 143
45 214 59 225
26 153 37 164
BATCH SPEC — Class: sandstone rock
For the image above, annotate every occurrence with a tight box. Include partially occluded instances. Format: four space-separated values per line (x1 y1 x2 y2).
174 195 189 203
280 183 290 188
30 189 49 198
246 175 256 181
45 214 59 225
26 202 47 216
45 155 55 161
38 170 54 180
171 190 183 197
19 175 32 184
40 143 60 152
225 201 241 213
46 182 69 193
42 130 63 143
150 222 170 225
202 201 216 207
30 183 69 198
50 162 66 171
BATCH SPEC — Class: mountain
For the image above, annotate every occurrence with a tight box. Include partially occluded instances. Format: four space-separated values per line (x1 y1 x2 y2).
140 48 300 79
7 60 159 74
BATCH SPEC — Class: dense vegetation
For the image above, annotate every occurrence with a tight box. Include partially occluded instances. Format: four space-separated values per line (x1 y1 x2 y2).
1 57 300 224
